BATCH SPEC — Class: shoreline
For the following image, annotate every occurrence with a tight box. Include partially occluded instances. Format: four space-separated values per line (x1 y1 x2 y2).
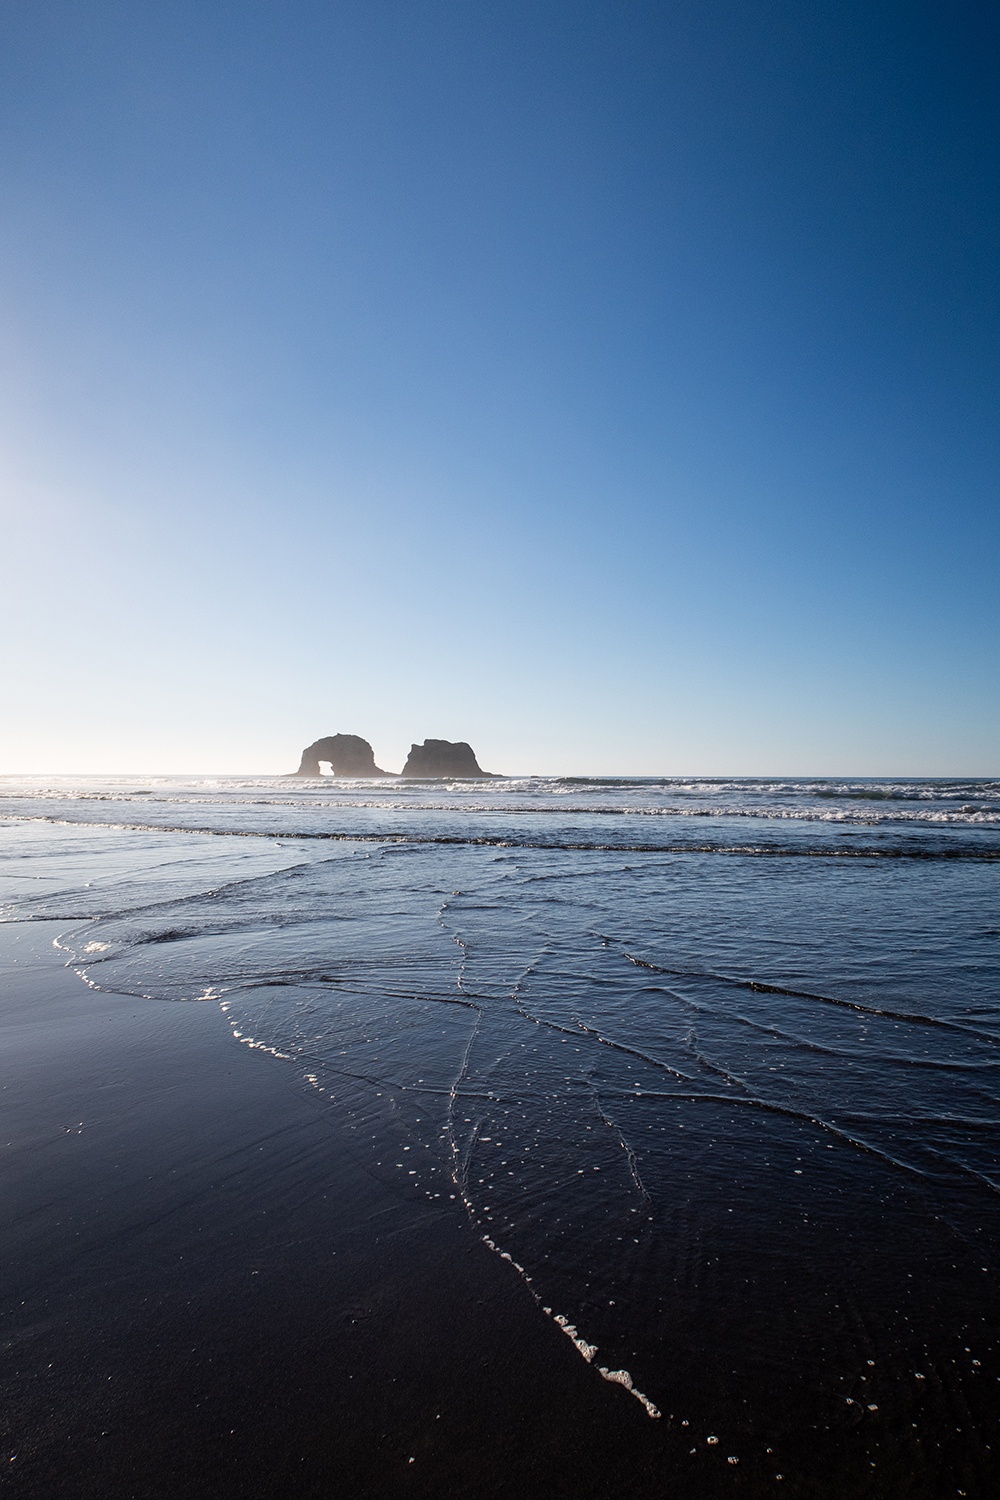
0 920 697 1498
2 804 997 1500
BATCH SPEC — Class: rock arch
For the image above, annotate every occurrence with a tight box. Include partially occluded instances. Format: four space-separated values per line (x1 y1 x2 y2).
294 734 392 777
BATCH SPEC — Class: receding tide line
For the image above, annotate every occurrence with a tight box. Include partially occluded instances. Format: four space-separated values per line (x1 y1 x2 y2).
5 813 998 860
480 1235 661 1419
211 988 663 1422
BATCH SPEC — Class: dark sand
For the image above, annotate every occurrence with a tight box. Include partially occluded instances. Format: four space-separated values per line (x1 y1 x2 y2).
0 922 709 1499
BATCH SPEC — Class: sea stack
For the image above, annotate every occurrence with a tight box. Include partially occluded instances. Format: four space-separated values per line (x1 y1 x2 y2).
294 734 392 777
399 739 496 778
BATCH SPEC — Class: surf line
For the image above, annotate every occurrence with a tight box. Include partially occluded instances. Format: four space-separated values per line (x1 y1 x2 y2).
212 948 659 1421
8 813 999 861
221 1002 661 1418
441 1029 660 1414
477 1232 661 1419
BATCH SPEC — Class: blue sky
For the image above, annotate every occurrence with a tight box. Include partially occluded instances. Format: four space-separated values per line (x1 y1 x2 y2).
2 0 997 774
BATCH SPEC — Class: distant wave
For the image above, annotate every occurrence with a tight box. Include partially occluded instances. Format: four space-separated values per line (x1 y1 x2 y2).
4 812 999 860
3 775 998 795
1 779 998 825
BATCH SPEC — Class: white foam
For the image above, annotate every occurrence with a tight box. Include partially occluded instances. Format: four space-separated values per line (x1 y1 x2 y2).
479 1233 660 1417
596 1365 661 1418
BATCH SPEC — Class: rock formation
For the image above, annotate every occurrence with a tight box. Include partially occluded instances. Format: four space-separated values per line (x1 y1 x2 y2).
399 739 496 778
294 734 391 777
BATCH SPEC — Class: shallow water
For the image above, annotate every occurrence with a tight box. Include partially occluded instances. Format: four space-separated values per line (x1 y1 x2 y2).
2 775 999 1493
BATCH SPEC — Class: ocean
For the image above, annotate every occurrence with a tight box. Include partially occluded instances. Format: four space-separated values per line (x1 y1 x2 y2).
2 772 999 1493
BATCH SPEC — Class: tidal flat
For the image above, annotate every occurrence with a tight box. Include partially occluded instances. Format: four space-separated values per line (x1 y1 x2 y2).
2 774 999 1497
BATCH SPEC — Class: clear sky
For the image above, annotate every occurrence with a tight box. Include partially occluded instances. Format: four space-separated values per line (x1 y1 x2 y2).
2 0 997 776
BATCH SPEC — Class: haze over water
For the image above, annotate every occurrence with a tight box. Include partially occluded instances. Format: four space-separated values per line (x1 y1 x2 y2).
3 774 999 1493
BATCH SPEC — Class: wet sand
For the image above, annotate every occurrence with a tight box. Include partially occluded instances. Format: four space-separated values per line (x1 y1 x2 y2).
0 921 707 1499
4 791 1000 1497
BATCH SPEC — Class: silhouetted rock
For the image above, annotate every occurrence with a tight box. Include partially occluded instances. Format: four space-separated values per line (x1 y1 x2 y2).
399 739 496 778
294 735 392 777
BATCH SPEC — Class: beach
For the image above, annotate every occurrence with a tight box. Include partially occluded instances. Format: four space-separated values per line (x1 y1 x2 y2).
2 776 999 1496
1 921 694 1499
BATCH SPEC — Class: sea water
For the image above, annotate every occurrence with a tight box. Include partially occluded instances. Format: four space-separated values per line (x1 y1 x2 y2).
2 774 999 1489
